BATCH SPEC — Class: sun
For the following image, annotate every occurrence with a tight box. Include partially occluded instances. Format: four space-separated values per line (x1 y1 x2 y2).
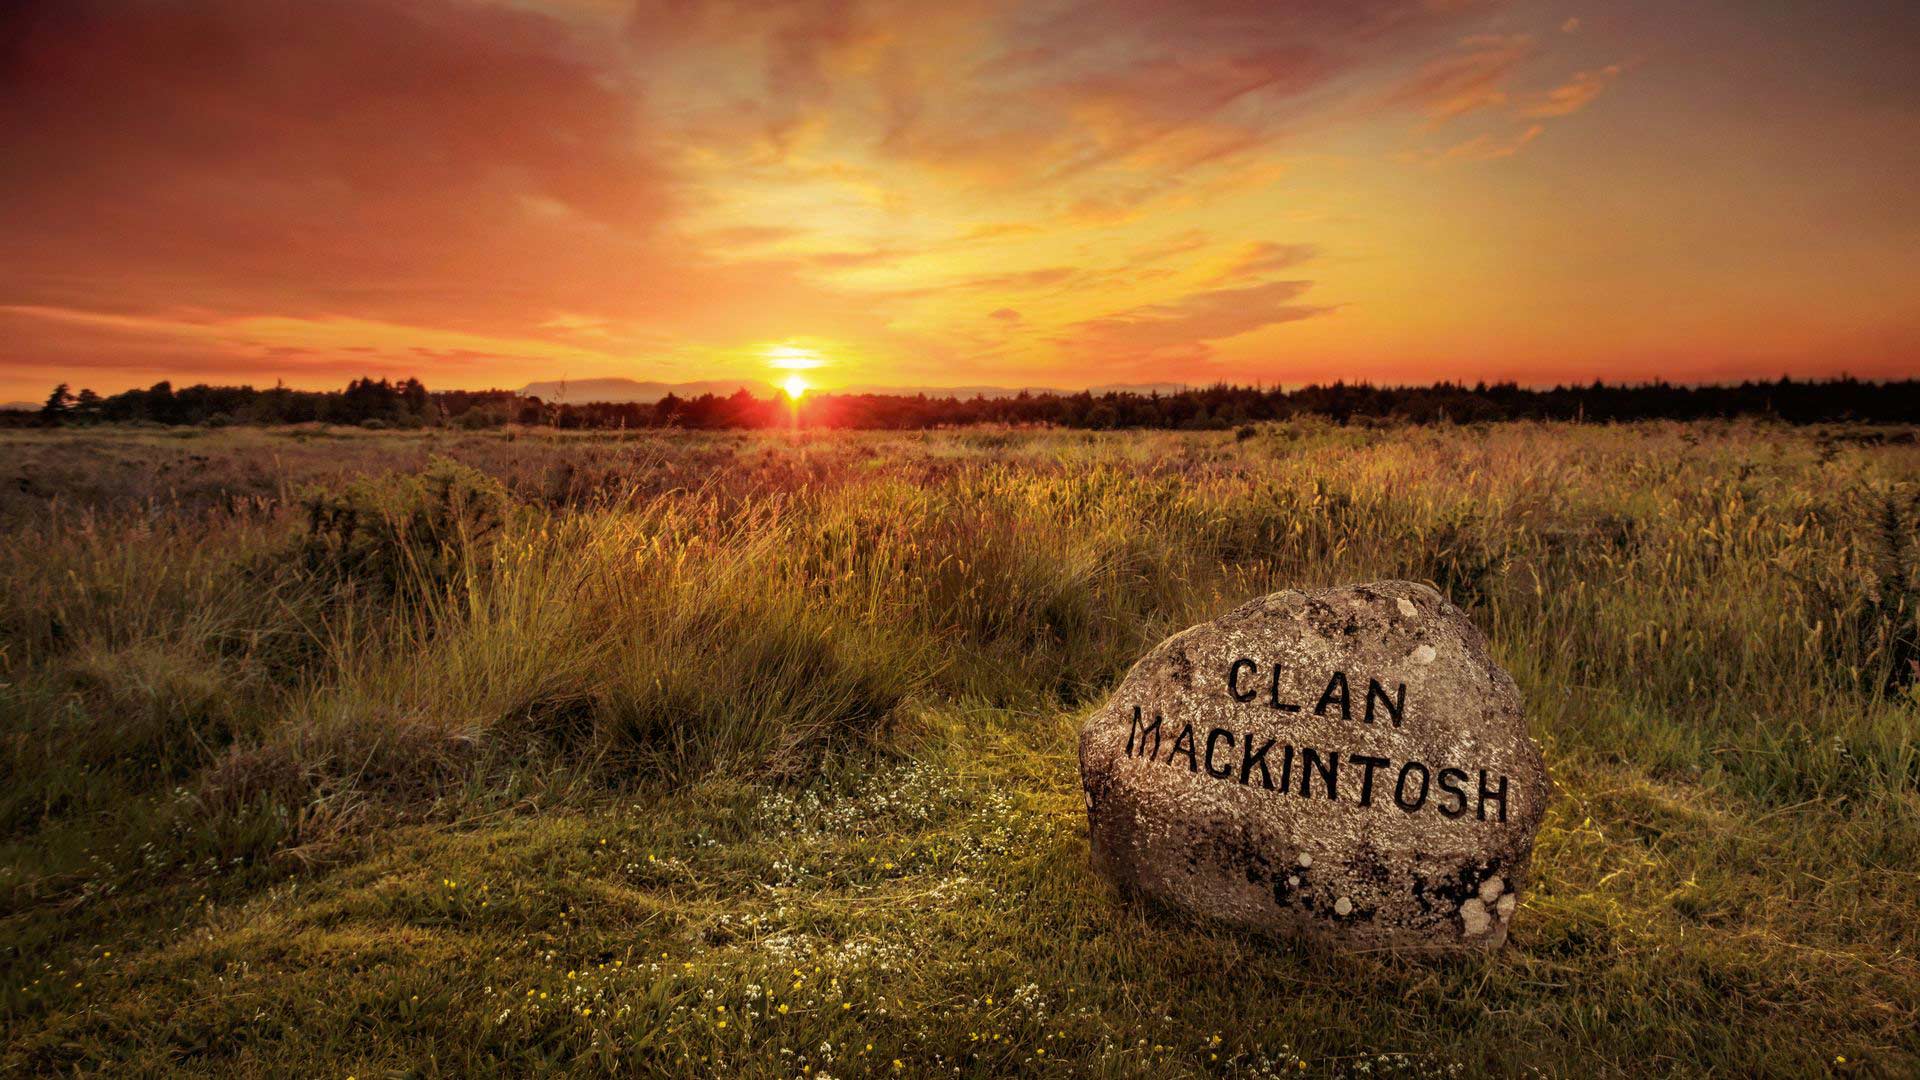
764 341 827 402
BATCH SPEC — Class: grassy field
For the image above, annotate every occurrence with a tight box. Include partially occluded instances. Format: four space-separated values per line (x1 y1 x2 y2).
1 421 1916 1077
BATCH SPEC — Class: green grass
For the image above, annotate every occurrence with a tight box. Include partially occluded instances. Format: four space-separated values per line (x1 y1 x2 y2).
1 421 1916 1076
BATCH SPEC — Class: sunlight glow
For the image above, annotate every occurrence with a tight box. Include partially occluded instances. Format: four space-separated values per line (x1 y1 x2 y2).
766 344 824 370
782 374 808 399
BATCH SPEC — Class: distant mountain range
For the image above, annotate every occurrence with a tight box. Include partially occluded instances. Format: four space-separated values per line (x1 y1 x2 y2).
516 377 1192 404
517 378 776 404
1 401 39 411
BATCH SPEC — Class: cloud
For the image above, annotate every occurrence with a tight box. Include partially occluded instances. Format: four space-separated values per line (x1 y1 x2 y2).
690 225 808 249
0 0 1900 400
0 0 953 389
1059 280 1330 366
1437 123 1546 161
949 266 1088 294
1209 242 1320 283
1520 64 1623 118
629 0 1494 191
0 0 1618 393
0 303 640 383
0 0 670 322
1387 36 1624 165
1127 231 1216 267
628 0 900 148
1392 34 1535 124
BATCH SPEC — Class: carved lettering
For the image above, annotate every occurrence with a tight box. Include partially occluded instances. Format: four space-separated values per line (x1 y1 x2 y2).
1123 705 1511 823
1204 727 1236 778
1313 671 1351 720
1228 658 1257 703
1167 723 1199 772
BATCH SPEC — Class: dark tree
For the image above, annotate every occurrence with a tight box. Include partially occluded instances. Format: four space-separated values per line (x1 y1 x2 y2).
39 384 72 422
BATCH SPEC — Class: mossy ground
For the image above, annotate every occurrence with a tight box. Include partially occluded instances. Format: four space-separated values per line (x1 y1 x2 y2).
2 423 1916 1076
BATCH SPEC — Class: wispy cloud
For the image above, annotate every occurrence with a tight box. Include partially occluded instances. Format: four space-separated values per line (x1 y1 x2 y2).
1393 34 1535 125
1520 64 1623 117
1059 280 1331 369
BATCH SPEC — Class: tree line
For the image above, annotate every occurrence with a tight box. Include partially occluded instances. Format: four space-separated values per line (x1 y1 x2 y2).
17 374 1920 430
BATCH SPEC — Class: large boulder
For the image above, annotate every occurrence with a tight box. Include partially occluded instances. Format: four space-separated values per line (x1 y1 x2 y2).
1078 581 1549 951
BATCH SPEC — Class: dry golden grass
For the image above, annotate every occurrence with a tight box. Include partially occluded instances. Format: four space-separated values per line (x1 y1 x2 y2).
1 420 1916 1075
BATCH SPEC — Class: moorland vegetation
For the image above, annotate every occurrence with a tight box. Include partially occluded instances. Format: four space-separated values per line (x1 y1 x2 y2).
1 421 1916 1075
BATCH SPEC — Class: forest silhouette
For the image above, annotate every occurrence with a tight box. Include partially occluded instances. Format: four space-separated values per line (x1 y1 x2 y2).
23 374 1920 430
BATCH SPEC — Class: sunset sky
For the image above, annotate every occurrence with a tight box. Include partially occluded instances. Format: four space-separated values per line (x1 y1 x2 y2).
3 0 1917 401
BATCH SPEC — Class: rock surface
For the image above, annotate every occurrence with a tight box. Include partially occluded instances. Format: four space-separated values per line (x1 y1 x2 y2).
1078 581 1549 951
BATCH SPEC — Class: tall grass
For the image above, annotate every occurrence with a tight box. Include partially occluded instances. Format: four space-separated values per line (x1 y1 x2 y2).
2 421 1917 1074
1 421 1914 871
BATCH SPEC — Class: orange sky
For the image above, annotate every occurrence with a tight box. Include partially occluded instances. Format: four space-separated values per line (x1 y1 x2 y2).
3 0 1917 401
